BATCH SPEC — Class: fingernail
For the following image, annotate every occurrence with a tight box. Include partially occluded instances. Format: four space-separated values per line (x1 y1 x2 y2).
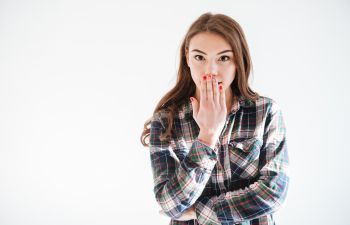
208 74 211 79
219 85 223 90
203 75 206 80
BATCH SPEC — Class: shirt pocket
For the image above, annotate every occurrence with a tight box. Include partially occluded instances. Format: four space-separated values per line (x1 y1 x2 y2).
229 137 263 178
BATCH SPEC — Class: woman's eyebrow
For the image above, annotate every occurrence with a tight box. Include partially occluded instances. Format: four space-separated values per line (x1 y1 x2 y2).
191 49 233 55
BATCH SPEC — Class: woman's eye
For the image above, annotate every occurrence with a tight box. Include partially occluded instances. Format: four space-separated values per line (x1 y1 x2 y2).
220 56 230 61
194 55 205 61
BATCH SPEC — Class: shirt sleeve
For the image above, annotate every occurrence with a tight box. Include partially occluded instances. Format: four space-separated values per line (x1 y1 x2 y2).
149 112 218 220
194 101 290 225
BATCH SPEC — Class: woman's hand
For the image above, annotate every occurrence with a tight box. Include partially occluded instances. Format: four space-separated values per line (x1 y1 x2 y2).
191 73 227 147
159 205 197 221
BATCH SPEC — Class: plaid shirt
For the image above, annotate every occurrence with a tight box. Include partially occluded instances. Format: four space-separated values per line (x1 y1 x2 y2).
149 95 289 225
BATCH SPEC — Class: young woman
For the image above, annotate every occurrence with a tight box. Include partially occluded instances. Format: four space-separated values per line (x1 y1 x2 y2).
140 12 289 225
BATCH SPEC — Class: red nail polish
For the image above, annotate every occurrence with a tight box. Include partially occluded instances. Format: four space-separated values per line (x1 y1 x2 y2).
203 75 206 80
219 85 223 90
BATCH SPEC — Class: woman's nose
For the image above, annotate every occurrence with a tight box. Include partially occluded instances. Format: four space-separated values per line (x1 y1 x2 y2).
206 59 218 76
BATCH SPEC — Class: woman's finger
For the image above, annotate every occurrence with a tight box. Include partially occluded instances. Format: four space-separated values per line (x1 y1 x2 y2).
206 74 213 104
219 82 226 110
200 73 207 102
212 76 219 107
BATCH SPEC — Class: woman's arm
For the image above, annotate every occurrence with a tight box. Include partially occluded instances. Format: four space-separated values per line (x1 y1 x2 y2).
194 102 290 225
149 112 218 220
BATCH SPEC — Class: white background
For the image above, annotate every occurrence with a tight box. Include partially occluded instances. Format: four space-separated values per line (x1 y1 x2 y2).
1 0 349 224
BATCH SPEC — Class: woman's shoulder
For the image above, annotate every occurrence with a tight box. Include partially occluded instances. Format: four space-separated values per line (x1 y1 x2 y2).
236 95 284 119
151 109 168 124
150 106 175 129
256 95 278 105
253 95 284 115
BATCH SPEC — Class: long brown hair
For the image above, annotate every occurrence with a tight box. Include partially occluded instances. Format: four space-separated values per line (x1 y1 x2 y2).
140 12 259 147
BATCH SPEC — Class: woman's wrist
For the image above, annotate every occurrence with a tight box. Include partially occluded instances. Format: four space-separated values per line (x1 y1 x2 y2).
197 138 213 147
197 132 217 148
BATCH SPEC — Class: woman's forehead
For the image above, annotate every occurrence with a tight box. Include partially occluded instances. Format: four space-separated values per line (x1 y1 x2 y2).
188 32 231 53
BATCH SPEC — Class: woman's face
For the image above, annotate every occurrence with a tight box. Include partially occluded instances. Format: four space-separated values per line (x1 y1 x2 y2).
185 32 236 95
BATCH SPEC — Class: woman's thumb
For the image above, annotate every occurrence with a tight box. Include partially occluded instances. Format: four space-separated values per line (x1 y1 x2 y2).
190 97 198 118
